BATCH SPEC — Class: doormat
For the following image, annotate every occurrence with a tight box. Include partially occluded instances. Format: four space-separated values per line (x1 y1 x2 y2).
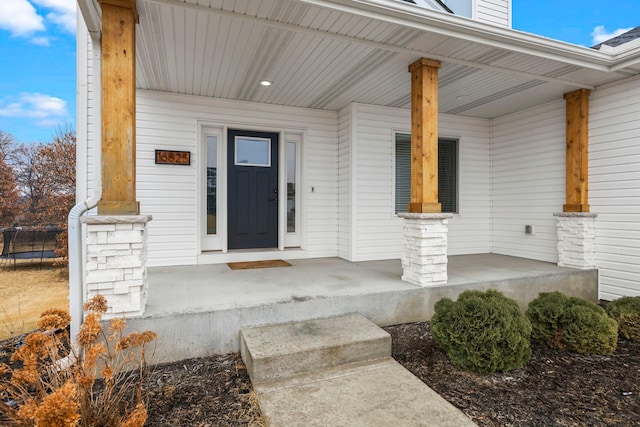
227 260 292 270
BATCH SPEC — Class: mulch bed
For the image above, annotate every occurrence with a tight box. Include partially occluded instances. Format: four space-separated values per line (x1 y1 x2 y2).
386 322 640 427
2 322 639 426
144 354 263 427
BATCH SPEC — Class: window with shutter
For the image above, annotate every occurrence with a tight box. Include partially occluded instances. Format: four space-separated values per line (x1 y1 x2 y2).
395 133 458 214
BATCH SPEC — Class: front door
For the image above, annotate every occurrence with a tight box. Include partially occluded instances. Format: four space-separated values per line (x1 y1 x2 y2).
227 129 279 249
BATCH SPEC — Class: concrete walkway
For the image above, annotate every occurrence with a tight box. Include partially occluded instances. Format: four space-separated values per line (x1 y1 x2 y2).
241 314 476 426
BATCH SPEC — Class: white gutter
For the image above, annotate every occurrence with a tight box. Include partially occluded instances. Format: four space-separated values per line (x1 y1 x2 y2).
76 0 101 36
610 43 640 72
69 29 102 341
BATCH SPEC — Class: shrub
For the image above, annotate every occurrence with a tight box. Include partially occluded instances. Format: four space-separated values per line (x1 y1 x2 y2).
431 289 532 374
0 296 156 426
606 296 640 342
526 291 574 347
526 292 618 355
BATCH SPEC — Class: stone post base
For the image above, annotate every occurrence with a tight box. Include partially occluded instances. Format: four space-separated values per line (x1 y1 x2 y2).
81 215 152 318
398 213 453 287
554 212 597 269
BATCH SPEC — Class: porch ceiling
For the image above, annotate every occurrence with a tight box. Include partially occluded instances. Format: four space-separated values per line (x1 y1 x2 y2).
127 0 640 118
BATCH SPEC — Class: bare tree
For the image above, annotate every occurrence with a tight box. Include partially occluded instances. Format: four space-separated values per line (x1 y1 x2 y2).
0 151 20 227
14 142 46 225
0 128 76 261
0 130 19 165
32 129 76 225
10 130 76 227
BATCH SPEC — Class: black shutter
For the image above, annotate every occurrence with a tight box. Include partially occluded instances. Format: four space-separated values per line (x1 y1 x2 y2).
438 139 457 213
395 133 412 213
395 135 457 214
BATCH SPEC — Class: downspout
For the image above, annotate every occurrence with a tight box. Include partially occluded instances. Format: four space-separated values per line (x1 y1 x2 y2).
68 33 102 341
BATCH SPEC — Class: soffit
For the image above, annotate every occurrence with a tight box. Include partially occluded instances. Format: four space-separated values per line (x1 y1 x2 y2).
133 0 638 118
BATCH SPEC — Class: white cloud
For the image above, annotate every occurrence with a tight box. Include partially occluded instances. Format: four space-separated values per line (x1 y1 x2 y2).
31 36 50 46
591 26 632 45
32 0 76 33
0 0 45 37
0 0 75 44
0 93 70 127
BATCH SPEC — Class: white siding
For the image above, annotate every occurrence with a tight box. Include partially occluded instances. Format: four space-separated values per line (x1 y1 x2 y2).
348 103 491 261
135 91 338 267
443 114 492 254
590 76 640 300
476 0 511 28
491 101 565 262
338 104 353 260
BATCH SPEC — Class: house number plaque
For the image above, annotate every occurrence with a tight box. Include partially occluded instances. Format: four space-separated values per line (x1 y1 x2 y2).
155 150 191 165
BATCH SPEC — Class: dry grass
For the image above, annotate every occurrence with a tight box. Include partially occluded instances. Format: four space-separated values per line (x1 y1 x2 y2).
0 259 69 340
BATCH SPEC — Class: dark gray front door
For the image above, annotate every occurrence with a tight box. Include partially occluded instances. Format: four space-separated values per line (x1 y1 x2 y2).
227 129 278 249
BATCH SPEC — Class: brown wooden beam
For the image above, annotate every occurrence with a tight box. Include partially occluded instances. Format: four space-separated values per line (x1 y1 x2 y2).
563 88 591 213
97 0 139 215
408 58 441 213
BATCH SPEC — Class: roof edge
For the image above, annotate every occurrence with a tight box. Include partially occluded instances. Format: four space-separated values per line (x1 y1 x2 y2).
300 0 618 71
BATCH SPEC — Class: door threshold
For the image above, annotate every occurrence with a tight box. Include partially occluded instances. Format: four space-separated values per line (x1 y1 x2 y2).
197 248 307 264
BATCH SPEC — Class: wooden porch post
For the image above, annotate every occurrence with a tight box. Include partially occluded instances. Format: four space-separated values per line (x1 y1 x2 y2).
97 0 139 215
400 58 450 287
563 88 591 213
408 58 441 213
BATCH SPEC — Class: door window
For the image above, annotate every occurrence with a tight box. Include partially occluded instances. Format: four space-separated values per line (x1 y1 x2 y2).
235 137 271 167
286 141 296 233
206 135 218 235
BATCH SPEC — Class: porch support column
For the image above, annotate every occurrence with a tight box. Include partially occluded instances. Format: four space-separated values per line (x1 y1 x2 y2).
97 0 139 215
400 58 450 287
399 213 453 287
408 58 441 214
563 88 591 213
554 213 597 269
555 89 597 270
90 1 150 317
82 215 152 318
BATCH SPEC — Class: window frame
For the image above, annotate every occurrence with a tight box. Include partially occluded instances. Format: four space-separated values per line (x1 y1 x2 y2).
283 133 302 248
200 126 225 251
234 136 272 167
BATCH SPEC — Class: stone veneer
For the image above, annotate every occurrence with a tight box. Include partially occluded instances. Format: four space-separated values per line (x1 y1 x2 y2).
554 212 597 270
81 215 152 318
398 213 453 287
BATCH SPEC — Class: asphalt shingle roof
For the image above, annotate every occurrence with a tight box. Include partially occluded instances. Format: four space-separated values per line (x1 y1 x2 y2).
592 26 640 49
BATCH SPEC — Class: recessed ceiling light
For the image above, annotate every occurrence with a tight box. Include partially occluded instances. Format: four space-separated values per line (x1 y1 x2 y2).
260 80 272 86
456 95 469 100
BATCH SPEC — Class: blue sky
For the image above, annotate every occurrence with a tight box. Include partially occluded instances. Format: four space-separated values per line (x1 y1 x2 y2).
0 0 76 144
513 1 640 47
0 0 639 144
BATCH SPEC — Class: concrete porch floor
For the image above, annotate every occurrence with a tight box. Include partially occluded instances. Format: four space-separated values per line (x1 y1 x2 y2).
130 254 598 363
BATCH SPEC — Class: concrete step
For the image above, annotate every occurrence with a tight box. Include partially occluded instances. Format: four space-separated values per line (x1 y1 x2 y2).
240 313 391 384
254 358 477 427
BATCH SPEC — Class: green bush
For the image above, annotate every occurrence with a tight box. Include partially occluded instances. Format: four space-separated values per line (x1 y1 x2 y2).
606 296 640 342
524 291 568 347
431 289 531 374
526 291 618 355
